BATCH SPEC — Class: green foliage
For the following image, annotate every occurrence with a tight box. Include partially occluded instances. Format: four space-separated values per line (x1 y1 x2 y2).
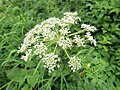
0 0 120 90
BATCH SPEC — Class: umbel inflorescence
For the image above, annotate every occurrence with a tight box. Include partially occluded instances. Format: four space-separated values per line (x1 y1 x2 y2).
18 12 97 73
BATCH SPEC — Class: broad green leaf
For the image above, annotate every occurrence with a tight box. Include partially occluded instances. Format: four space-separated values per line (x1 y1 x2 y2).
27 75 38 87
21 84 32 90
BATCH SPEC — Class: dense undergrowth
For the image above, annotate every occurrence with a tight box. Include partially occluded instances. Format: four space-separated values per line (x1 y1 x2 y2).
0 0 120 90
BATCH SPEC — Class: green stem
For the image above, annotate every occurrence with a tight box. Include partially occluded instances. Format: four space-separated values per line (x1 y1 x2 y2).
47 41 56 47
60 75 63 90
46 37 59 48
63 76 68 89
6 80 13 90
64 49 70 59
40 73 55 90
32 60 42 76
0 83 9 90
67 30 85 37
53 44 57 53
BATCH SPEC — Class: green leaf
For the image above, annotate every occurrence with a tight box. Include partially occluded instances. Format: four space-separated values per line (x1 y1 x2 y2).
21 84 31 90
25 61 36 68
6 68 27 82
100 36 112 44
110 8 120 14
27 75 38 87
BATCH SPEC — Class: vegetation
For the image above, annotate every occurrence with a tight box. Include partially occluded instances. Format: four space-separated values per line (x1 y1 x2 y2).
0 0 120 90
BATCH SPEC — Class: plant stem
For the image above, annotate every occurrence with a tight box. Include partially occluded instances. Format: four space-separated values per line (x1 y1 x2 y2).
6 80 13 90
64 49 70 59
67 30 85 37
32 60 42 76
0 83 9 90
53 44 57 53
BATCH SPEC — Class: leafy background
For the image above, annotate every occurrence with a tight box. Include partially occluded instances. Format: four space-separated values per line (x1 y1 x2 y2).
0 0 120 90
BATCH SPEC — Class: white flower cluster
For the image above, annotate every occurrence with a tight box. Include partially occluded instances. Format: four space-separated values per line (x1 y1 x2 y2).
33 42 47 58
59 27 70 35
57 36 72 49
21 49 32 62
40 17 62 41
68 56 81 72
81 23 97 32
85 32 96 46
18 12 97 73
74 35 85 47
42 53 60 73
61 12 81 27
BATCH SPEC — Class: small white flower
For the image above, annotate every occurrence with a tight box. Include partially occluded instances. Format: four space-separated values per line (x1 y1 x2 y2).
57 36 72 49
57 64 60 68
81 24 97 32
64 12 78 16
59 27 70 35
41 17 61 28
86 32 93 40
18 44 28 53
60 12 81 27
85 32 96 46
24 32 34 45
74 35 85 47
61 16 76 25
21 49 32 62
18 31 39 53
68 56 81 72
34 42 47 58
92 39 96 46
33 24 42 33
42 53 60 73
42 28 56 41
